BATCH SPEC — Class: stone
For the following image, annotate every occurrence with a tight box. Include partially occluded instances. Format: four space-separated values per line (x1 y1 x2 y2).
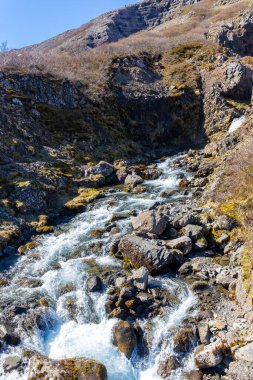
172 214 198 229
132 210 167 236
174 327 196 353
194 237 208 252
157 355 180 378
182 370 203 380
194 342 223 369
166 236 192 255
113 321 136 359
116 168 128 182
198 322 210 344
86 276 103 292
235 342 253 362
124 174 143 186
216 233 229 246
28 354 107 380
160 189 179 198
119 234 182 275
86 161 114 177
181 224 204 241
191 281 209 291
216 268 238 289
130 267 149 291
3 355 21 372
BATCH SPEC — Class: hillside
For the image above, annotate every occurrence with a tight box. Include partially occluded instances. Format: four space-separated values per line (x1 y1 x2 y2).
0 0 253 378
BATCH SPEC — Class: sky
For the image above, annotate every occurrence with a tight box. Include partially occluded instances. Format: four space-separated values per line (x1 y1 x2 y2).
0 0 134 49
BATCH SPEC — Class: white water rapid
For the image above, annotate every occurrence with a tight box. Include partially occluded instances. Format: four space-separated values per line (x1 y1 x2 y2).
0 155 197 380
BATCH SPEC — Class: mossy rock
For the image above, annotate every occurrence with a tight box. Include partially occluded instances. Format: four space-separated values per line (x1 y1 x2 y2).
63 188 103 215
36 225 54 234
28 354 107 380
18 241 39 255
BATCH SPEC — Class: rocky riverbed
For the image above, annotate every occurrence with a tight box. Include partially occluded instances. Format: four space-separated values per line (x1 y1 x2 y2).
0 148 249 380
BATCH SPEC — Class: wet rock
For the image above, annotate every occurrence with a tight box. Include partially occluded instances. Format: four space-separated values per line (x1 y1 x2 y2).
166 236 192 255
0 324 20 346
124 173 143 186
160 189 179 198
130 267 149 291
194 342 224 369
132 210 167 236
179 178 190 188
181 224 204 241
119 234 182 275
157 355 180 379
86 276 103 292
28 354 108 380
113 321 136 359
3 355 21 372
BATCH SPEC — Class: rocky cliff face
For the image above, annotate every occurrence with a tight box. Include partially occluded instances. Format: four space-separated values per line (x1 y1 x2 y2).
27 0 200 53
207 10 253 56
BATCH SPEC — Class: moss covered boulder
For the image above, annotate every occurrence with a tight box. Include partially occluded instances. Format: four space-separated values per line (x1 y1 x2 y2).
28 354 107 380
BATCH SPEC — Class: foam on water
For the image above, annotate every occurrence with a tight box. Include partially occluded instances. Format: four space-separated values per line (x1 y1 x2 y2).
228 115 246 133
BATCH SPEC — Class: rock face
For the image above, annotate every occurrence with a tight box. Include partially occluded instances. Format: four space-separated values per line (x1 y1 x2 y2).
119 234 182 274
28 0 201 53
28 355 107 380
113 321 137 359
132 210 167 236
207 11 253 56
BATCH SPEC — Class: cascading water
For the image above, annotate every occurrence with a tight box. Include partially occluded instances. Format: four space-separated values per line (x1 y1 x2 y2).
0 155 197 380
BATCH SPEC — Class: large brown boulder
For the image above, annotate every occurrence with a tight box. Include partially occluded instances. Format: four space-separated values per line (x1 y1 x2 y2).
118 234 182 275
28 354 107 380
113 321 136 359
132 210 167 236
157 355 180 378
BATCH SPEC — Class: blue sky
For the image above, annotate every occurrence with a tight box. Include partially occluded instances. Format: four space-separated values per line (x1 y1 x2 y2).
0 0 134 49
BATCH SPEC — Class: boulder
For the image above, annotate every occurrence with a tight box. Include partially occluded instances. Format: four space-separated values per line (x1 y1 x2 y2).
194 342 223 369
86 161 114 177
132 210 167 236
181 224 204 241
124 174 143 186
157 355 180 379
160 189 179 198
216 268 238 289
166 236 192 256
3 355 22 372
119 235 182 275
172 214 198 229
113 321 136 359
86 276 103 292
28 354 107 380
130 267 148 291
